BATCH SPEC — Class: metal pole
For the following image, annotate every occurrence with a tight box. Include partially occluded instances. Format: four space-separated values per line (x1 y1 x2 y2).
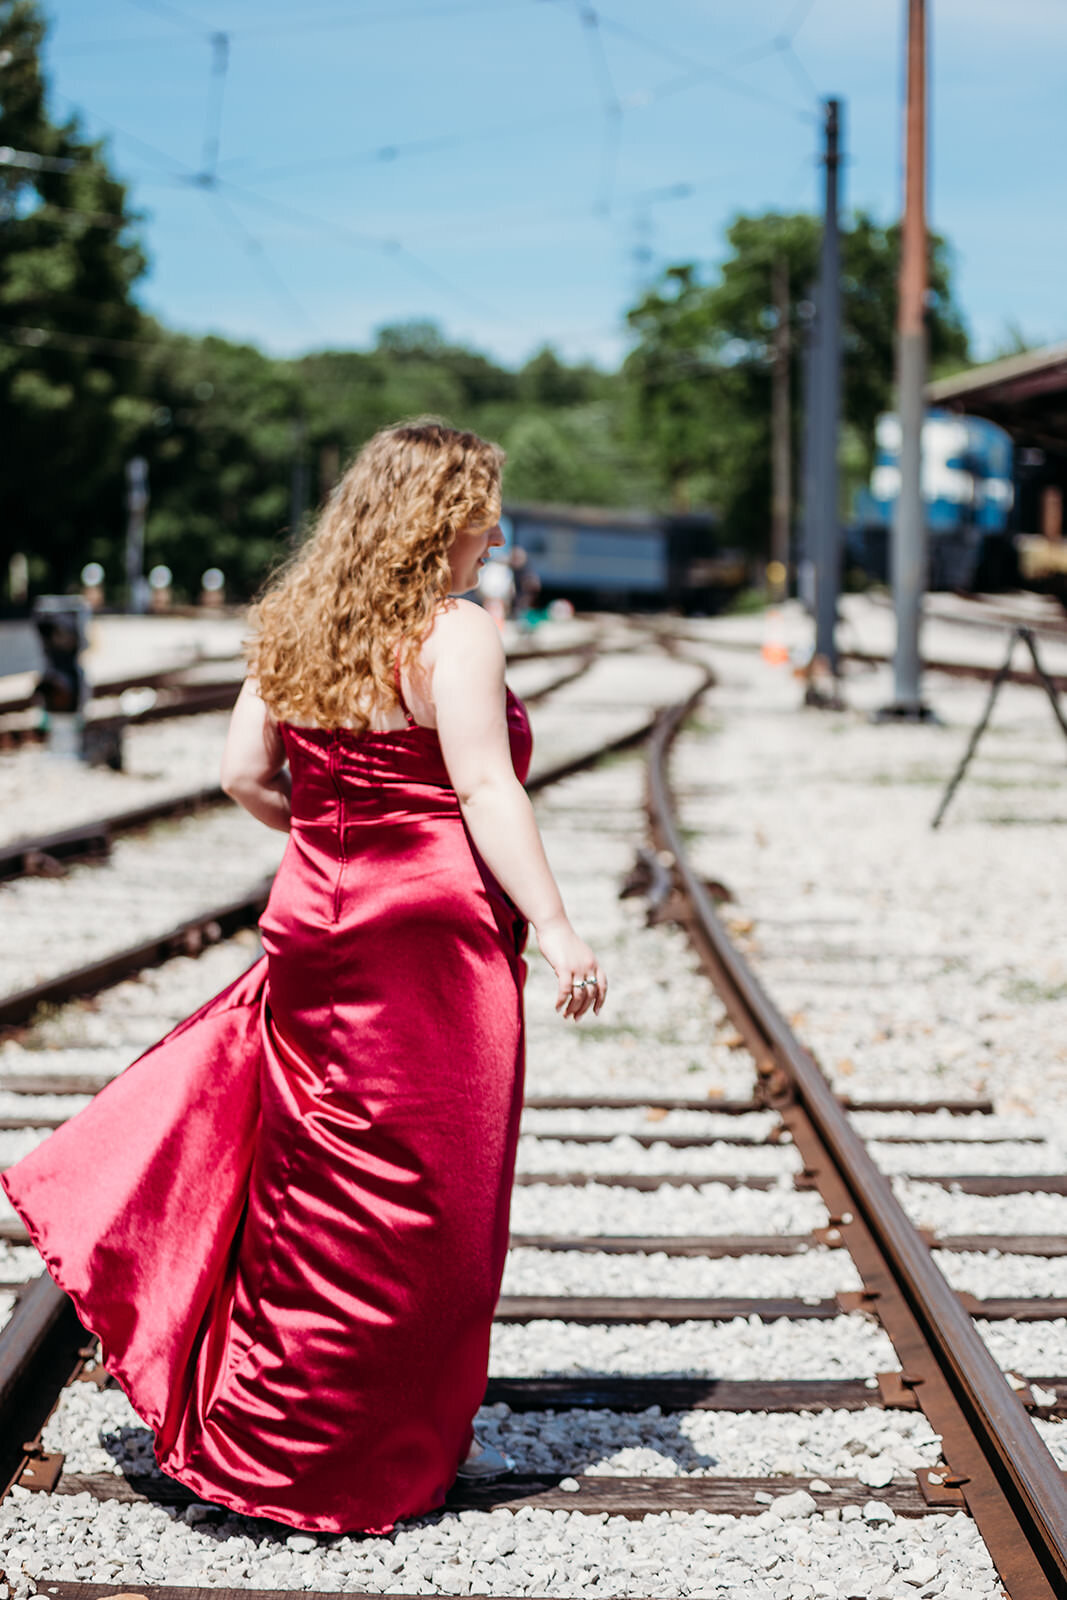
290 416 309 540
797 290 819 614
770 256 792 602
125 456 149 615
813 99 842 671
890 0 929 714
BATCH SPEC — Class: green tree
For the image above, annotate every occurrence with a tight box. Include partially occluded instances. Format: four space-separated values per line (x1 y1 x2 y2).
625 210 970 550
0 0 147 594
517 345 607 409
125 328 302 600
502 405 656 508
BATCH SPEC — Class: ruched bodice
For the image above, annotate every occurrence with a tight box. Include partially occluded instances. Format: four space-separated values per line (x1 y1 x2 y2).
3 688 534 1536
284 685 532 819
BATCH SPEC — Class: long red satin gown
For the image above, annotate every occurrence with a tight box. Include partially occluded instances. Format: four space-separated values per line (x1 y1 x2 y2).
2 683 533 1535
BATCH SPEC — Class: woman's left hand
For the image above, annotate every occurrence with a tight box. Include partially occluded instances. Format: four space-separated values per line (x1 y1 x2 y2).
534 914 608 1021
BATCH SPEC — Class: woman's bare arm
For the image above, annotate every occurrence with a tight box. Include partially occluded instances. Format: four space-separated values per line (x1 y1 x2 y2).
220 679 292 833
428 601 605 1019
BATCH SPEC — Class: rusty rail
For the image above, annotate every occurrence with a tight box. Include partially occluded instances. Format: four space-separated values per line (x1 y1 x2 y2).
647 681 1067 1599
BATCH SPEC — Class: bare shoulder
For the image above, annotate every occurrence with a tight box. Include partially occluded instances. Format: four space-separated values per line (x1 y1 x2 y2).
424 598 505 666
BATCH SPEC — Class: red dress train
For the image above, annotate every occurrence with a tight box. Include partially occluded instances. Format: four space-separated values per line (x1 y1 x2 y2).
2 690 532 1535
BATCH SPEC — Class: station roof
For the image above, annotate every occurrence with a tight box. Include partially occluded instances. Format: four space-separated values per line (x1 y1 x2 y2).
927 341 1067 453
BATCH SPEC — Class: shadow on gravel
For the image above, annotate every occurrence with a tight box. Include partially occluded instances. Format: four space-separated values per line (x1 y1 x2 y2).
473 1408 718 1476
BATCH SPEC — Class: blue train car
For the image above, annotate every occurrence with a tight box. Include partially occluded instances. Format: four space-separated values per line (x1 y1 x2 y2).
850 411 1017 589
501 502 744 612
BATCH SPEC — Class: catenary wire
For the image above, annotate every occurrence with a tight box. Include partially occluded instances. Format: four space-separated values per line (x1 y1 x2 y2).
207 190 321 335
62 0 546 51
123 0 212 38
775 36 822 104
591 9 818 122
571 3 623 215
225 106 603 188
50 93 502 324
48 1 828 338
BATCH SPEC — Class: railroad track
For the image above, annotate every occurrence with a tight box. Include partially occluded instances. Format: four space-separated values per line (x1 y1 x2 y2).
648 601 1067 695
842 645 1067 695
0 673 246 752
648 667 1067 1597
0 640 1065 1597
0 633 613 753
0 642 604 890
0 650 653 1029
0 660 241 722
869 590 1067 648
0 630 609 729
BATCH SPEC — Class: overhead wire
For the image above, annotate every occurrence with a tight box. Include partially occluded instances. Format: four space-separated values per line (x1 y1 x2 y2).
211 178 505 321
0 322 162 358
200 31 230 184
0 145 80 174
208 191 322 335
591 11 818 123
49 80 326 336
229 105 602 188
234 0 545 37
779 0 820 41
52 0 829 342
776 39 821 105
63 0 544 52
123 0 213 39
48 93 508 323
571 4 623 216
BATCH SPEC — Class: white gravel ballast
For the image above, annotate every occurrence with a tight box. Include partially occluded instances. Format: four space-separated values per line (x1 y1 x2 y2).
0 628 1060 1598
0 1489 1003 1600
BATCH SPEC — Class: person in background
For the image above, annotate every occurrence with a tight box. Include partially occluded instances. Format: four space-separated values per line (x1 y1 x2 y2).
476 544 516 625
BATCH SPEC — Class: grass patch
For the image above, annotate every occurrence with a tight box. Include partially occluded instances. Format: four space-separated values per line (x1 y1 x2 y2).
1002 976 1067 1004
724 587 769 617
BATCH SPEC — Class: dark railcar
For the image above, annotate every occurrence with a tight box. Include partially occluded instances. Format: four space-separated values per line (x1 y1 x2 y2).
501 503 745 613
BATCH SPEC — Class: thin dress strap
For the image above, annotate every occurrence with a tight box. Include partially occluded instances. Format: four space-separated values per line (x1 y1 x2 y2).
393 648 419 729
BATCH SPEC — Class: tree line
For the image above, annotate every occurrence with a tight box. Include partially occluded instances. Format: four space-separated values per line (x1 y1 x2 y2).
1 0 972 605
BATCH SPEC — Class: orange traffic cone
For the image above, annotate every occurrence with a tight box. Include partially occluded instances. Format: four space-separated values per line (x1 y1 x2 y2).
761 608 790 666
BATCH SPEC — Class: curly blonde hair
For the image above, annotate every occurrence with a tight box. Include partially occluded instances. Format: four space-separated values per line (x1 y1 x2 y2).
248 419 504 730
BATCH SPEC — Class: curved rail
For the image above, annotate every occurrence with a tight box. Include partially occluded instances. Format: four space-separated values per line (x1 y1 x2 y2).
646 678 1067 1600
0 646 602 886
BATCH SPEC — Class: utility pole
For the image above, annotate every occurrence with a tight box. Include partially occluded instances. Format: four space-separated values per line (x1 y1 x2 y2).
769 256 792 602
125 456 149 614
812 99 843 673
290 416 309 541
200 32 230 187
797 291 819 613
884 0 931 718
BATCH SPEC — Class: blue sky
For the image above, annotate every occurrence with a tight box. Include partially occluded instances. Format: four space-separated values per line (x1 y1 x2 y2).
40 0 1067 368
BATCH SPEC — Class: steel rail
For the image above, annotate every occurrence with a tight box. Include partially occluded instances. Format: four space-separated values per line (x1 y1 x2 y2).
0 641 702 1528
647 684 1067 1599
646 616 1067 694
0 649 599 885
0 638 591 722
0 661 239 719
842 646 1067 693
0 877 275 1030
0 785 227 883
866 589 1067 647
0 650 1062 1592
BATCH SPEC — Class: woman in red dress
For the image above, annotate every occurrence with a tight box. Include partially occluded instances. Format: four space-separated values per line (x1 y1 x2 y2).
2 420 606 1535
